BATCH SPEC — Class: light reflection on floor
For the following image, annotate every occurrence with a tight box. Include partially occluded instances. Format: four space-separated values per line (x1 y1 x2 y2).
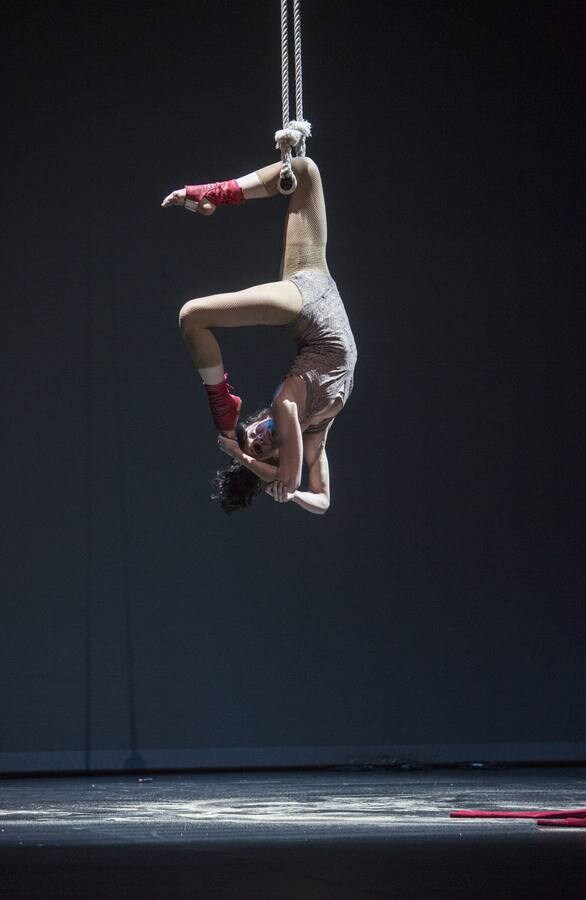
2 770 585 844
1 794 450 829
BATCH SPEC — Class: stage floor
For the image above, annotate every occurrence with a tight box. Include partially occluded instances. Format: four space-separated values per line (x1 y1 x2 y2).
1 767 585 898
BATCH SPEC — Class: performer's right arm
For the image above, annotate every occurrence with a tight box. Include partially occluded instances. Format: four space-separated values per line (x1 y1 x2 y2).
239 453 279 483
217 435 277 483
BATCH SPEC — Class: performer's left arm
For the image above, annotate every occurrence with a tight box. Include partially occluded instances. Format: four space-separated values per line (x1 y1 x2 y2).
272 396 304 498
294 437 330 514
265 429 331 515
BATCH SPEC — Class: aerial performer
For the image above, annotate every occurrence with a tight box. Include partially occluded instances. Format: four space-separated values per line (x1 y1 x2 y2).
161 1 357 515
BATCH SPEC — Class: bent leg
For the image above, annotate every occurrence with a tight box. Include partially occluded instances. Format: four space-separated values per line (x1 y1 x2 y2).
179 280 302 372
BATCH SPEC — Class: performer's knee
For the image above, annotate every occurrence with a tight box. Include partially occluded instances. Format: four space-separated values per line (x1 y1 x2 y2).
291 156 318 180
179 299 206 341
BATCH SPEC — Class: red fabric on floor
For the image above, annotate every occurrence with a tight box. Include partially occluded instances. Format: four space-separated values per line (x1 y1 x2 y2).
536 817 586 827
451 808 586 819
451 808 586 828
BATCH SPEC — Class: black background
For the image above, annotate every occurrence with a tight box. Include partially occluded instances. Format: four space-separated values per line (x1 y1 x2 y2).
1 0 584 770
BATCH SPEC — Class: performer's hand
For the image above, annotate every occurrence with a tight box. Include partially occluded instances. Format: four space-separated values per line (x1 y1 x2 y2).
217 434 241 460
161 188 216 215
275 464 299 497
265 482 295 504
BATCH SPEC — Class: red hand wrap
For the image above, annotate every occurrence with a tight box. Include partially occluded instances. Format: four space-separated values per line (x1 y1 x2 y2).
185 179 244 207
204 373 242 432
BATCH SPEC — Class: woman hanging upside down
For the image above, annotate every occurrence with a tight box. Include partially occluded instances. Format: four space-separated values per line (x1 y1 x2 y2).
161 157 357 514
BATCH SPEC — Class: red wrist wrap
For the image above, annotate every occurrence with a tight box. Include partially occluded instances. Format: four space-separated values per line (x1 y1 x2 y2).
204 373 242 432
185 179 244 207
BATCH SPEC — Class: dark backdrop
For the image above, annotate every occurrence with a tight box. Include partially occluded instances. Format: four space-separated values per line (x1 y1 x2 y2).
1 0 584 772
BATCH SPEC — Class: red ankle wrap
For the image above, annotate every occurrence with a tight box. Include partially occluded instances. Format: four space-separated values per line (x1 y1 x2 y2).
204 373 242 432
185 180 244 207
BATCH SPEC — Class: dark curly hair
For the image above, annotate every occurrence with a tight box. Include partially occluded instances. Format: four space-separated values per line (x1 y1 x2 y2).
211 407 277 513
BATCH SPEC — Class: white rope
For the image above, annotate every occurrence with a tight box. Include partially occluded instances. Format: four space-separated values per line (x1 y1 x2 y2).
275 0 311 194
280 0 290 131
293 0 307 157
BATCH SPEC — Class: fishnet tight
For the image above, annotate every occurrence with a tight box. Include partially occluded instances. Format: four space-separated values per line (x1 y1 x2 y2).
179 157 328 371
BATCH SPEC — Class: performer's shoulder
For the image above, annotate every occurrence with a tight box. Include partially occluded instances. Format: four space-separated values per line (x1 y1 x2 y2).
274 373 306 407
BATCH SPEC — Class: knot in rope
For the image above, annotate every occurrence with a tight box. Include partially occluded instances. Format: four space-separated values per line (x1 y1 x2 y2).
288 119 312 156
274 127 300 154
274 120 311 154
275 120 311 195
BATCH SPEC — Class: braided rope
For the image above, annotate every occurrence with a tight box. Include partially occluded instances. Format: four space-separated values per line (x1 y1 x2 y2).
275 0 311 193
280 0 290 130
293 0 306 156
276 0 294 193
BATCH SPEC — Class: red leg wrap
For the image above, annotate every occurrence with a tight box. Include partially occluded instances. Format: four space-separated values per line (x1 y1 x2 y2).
185 180 244 207
204 373 242 432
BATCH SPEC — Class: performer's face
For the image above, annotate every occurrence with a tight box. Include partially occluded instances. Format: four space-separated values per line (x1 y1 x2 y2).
244 417 278 461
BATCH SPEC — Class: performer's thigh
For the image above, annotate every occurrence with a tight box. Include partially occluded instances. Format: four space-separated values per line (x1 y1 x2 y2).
181 280 302 329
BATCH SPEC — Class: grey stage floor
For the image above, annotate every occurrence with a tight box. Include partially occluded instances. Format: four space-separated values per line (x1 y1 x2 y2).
1 767 585 898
